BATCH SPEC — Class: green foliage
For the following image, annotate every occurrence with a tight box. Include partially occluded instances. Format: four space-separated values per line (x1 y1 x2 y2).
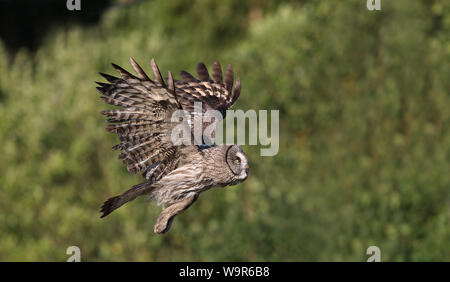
0 0 449 261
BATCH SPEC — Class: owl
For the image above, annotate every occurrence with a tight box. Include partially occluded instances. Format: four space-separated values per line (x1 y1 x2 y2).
96 58 249 233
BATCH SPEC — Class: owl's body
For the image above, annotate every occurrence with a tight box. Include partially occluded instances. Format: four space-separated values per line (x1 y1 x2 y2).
96 58 249 233
150 145 248 206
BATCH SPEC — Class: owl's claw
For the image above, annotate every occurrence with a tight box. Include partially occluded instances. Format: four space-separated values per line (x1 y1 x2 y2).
153 195 198 234
154 214 173 234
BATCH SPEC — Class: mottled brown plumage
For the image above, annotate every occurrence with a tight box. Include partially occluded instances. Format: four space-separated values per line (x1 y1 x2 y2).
96 58 249 233
174 61 242 145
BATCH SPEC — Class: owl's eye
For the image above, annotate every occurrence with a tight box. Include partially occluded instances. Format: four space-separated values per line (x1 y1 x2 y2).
234 158 241 164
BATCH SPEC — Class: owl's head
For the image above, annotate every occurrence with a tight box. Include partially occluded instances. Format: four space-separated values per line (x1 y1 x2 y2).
225 145 249 182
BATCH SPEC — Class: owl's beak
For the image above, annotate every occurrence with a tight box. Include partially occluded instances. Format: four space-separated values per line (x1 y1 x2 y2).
244 164 249 174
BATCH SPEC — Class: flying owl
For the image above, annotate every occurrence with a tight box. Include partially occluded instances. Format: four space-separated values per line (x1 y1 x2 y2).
96 58 249 233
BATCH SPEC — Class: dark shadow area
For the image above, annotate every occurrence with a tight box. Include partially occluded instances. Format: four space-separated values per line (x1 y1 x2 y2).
0 87 4 102
0 0 113 55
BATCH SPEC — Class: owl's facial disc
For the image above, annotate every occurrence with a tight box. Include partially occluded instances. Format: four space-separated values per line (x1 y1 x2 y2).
235 151 249 180
226 145 249 181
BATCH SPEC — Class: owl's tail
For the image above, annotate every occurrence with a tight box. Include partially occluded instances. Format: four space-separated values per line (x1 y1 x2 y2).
100 181 154 218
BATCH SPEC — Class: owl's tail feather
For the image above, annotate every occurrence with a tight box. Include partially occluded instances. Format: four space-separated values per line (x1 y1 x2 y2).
100 181 153 218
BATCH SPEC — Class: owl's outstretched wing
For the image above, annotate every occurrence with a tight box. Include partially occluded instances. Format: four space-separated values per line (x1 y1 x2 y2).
96 58 198 183
174 61 242 145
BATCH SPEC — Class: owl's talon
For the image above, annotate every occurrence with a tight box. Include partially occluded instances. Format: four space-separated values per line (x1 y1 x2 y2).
153 195 198 234
154 218 169 234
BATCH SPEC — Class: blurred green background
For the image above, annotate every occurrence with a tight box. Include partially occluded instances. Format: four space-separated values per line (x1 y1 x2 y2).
0 0 449 261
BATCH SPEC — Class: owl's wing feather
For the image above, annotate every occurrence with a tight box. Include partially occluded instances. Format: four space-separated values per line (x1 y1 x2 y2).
96 58 198 182
174 61 242 145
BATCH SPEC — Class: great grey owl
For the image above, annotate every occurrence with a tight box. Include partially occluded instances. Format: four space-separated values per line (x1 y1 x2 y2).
96 58 249 233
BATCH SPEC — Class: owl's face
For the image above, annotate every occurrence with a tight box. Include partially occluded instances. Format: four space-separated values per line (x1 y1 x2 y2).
226 145 249 183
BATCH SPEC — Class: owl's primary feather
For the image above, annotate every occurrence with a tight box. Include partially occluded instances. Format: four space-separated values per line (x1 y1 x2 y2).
174 61 241 145
97 58 249 233
96 58 197 181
